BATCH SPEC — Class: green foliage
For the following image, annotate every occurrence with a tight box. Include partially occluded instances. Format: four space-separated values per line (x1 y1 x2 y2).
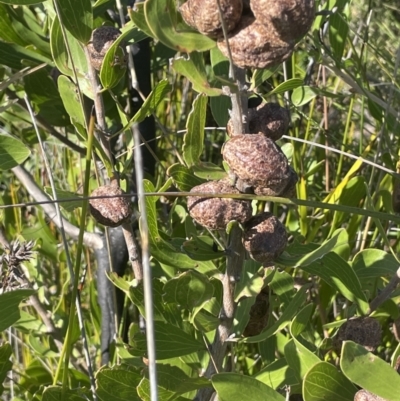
1 0 400 400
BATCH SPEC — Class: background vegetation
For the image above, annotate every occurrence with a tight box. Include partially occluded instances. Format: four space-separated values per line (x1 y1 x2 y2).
0 0 400 400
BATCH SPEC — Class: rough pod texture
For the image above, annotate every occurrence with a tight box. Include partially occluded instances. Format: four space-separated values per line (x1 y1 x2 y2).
354 390 389 401
87 26 124 71
89 184 132 227
180 0 242 38
222 134 294 196
227 103 290 141
250 0 315 42
334 317 382 352
187 180 252 230
243 213 287 265
243 287 269 336
254 166 298 197
217 15 294 69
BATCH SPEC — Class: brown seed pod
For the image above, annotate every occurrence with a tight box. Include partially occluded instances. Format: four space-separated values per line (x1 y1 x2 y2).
250 0 315 42
89 183 132 227
354 390 389 401
87 26 125 71
254 166 298 197
334 317 382 352
222 134 293 196
243 212 287 265
243 286 269 336
180 0 242 38
227 103 290 141
187 180 252 230
217 15 294 69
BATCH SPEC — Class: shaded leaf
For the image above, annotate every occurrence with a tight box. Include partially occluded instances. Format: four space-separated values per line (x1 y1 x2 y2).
182 236 225 261
144 0 215 52
96 365 142 401
303 362 357 401
255 358 299 390
57 0 92 44
171 53 222 97
212 373 285 401
0 289 35 331
192 162 227 181
0 343 12 396
0 41 51 69
329 11 349 61
183 93 208 167
163 270 214 309
167 163 204 192
291 86 317 107
42 386 91 401
0 132 30 170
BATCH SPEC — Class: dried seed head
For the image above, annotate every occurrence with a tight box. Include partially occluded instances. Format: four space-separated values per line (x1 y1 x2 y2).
243 213 287 265
335 317 382 352
250 0 315 42
187 180 252 230
89 184 132 227
217 15 294 69
87 26 125 71
354 390 389 401
227 103 290 141
243 286 269 336
180 0 242 38
222 134 294 196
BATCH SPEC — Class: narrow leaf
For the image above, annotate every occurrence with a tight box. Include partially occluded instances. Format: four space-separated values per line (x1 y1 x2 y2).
0 289 35 331
183 93 208 167
0 343 12 396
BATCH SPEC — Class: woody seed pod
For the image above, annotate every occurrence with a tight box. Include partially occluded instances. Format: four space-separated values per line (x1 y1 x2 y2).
222 134 294 196
243 213 287 265
187 180 252 230
217 15 294 69
334 317 382 352
180 0 242 38
89 183 132 227
227 103 290 141
243 287 269 336
250 0 316 42
354 390 389 401
87 26 125 71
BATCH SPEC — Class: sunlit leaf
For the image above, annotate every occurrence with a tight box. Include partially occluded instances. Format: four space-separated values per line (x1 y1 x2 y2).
0 132 31 170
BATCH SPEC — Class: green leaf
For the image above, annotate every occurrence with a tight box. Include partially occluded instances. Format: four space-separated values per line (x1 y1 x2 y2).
0 0 44 5
341 341 400 401
302 252 369 314
24 68 70 126
192 162 227 181
131 321 205 360
291 86 318 107
250 66 280 90
183 93 208 167
42 386 91 400
266 78 303 97
117 79 171 134
0 289 35 331
255 358 299 390
0 132 31 170
58 75 86 127
171 53 222 97
210 95 231 127
0 41 51 69
243 284 310 343
142 180 214 271
329 12 349 61
0 343 12 396
144 0 215 52
352 249 399 278
303 362 357 401
182 236 225 261
212 373 285 401
284 339 320 382
96 365 142 401
167 163 205 192
57 0 92 44
163 270 214 309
